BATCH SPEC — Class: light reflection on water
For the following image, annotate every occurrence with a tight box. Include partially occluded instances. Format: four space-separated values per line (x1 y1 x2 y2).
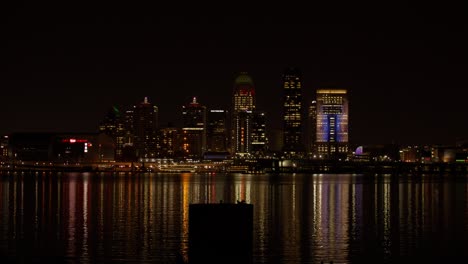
0 172 467 263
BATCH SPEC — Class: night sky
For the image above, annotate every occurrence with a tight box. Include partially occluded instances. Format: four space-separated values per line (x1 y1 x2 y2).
1 3 466 145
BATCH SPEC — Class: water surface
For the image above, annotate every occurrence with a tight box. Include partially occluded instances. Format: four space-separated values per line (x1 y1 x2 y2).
1 172 467 263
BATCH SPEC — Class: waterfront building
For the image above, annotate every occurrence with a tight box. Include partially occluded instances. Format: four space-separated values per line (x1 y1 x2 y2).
159 126 180 158
99 106 125 161
182 97 206 158
307 100 317 155
1 135 9 160
7 132 114 162
232 72 256 156
233 72 255 112
231 72 255 156
282 68 303 154
207 109 229 152
133 97 159 161
251 111 268 156
315 89 349 158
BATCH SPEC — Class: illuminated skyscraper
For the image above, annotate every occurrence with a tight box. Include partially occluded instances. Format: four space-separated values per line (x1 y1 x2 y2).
233 72 255 112
207 109 229 152
98 106 124 161
307 100 317 154
182 97 206 158
315 89 349 158
251 111 268 156
120 107 137 161
282 68 303 154
159 126 180 158
232 72 255 155
133 97 159 161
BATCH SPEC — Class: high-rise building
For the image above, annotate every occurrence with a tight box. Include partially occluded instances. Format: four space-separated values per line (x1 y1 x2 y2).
120 107 137 161
207 109 229 152
233 72 255 112
315 89 349 158
232 72 255 156
233 111 251 155
159 127 180 158
0 135 9 159
182 97 206 158
251 111 268 156
99 106 125 161
133 97 159 161
307 100 317 154
282 68 303 154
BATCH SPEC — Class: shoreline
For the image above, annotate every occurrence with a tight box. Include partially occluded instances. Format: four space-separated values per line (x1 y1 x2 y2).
1 161 468 175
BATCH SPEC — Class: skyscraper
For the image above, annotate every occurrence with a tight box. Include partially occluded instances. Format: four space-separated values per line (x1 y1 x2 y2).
282 68 303 154
233 72 255 112
98 106 125 161
182 97 206 158
251 111 268 156
207 109 229 152
307 100 317 154
133 97 159 161
121 106 136 161
315 89 349 158
232 72 255 156
159 126 180 158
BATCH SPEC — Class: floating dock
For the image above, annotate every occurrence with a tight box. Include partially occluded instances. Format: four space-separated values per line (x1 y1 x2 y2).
189 202 253 264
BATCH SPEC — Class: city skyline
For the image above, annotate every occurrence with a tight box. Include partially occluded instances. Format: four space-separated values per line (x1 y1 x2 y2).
1 4 466 145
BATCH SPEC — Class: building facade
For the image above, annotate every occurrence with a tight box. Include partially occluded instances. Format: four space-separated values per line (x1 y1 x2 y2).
233 72 255 112
251 111 268 156
232 72 256 156
207 109 229 152
182 97 206 158
282 68 303 154
315 89 349 158
307 100 317 155
98 106 125 161
159 127 180 158
133 97 159 161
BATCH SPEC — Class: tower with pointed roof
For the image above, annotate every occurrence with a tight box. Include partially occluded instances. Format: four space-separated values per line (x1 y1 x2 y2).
232 72 256 156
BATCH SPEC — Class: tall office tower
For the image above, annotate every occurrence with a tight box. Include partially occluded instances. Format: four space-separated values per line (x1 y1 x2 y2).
233 111 251 155
233 72 255 112
0 135 9 159
182 97 206 158
232 72 255 155
133 97 159 161
315 89 349 158
120 107 136 161
251 111 268 156
307 100 317 154
98 106 125 161
207 109 229 152
282 67 303 154
159 127 180 158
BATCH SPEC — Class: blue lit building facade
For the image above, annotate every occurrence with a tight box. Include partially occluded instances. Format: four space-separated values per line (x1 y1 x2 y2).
315 89 349 158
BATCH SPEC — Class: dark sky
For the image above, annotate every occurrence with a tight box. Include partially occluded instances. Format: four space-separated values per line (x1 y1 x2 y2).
1 3 466 145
